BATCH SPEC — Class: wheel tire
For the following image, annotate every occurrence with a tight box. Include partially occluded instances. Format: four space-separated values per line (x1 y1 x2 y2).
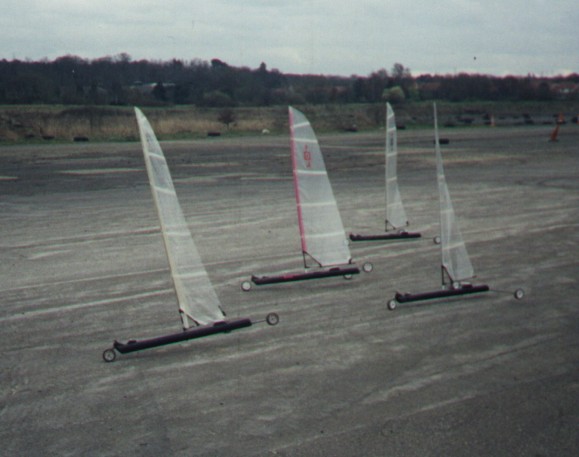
241 281 252 292
102 348 116 363
344 274 353 280
266 312 280 326
514 288 525 300
363 262 374 273
387 299 397 311
433 236 441 245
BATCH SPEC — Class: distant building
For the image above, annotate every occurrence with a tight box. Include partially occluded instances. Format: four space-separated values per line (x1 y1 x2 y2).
549 82 579 100
129 81 175 95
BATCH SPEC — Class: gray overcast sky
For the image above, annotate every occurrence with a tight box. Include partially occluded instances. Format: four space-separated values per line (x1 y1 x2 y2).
2 0 578 77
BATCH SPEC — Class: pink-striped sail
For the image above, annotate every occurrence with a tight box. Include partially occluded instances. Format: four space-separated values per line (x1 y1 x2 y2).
289 106 351 268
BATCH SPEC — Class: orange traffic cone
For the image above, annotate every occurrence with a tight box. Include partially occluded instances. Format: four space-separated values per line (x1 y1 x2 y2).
549 124 560 142
557 113 565 125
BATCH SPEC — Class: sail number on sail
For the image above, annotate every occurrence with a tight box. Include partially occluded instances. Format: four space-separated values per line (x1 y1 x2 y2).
303 145 312 168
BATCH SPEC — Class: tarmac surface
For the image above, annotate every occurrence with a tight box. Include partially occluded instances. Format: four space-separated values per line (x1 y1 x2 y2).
1 123 578 456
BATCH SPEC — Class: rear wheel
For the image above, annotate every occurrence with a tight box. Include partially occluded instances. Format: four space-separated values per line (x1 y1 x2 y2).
362 262 373 273
266 313 280 326
344 274 353 280
241 281 252 292
433 236 441 245
514 288 525 300
102 348 116 363
387 299 397 311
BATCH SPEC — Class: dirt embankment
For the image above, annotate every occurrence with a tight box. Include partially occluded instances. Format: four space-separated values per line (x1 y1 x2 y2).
0 101 577 142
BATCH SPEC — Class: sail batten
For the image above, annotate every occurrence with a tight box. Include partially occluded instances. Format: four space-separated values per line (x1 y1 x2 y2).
293 138 318 144
307 231 347 238
446 241 469 249
296 170 327 176
175 271 206 279
433 103 475 283
300 201 336 208
165 230 192 237
154 186 177 196
289 106 351 267
134 107 225 329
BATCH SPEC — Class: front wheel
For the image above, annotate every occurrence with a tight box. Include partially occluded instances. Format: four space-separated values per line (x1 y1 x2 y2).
362 262 373 273
514 288 525 300
266 312 280 326
102 348 116 363
387 299 397 311
241 281 252 292
433 236 441 245
344 274 353 280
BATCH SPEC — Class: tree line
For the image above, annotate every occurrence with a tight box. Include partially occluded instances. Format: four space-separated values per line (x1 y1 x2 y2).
0 54 577 106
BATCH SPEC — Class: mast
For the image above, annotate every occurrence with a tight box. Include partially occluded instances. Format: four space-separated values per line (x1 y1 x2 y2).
289 107 308 263
385 102 409 231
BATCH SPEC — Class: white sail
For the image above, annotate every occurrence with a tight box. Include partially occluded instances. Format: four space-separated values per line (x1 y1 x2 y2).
385 102 408 230
134 107 224 329
289 106 352 267
433 104 474 283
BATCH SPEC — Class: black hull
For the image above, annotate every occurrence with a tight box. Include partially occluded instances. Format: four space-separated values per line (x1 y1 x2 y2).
395 284 490 303
349 232 421 242
113 318 252 354
252 266 360 285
